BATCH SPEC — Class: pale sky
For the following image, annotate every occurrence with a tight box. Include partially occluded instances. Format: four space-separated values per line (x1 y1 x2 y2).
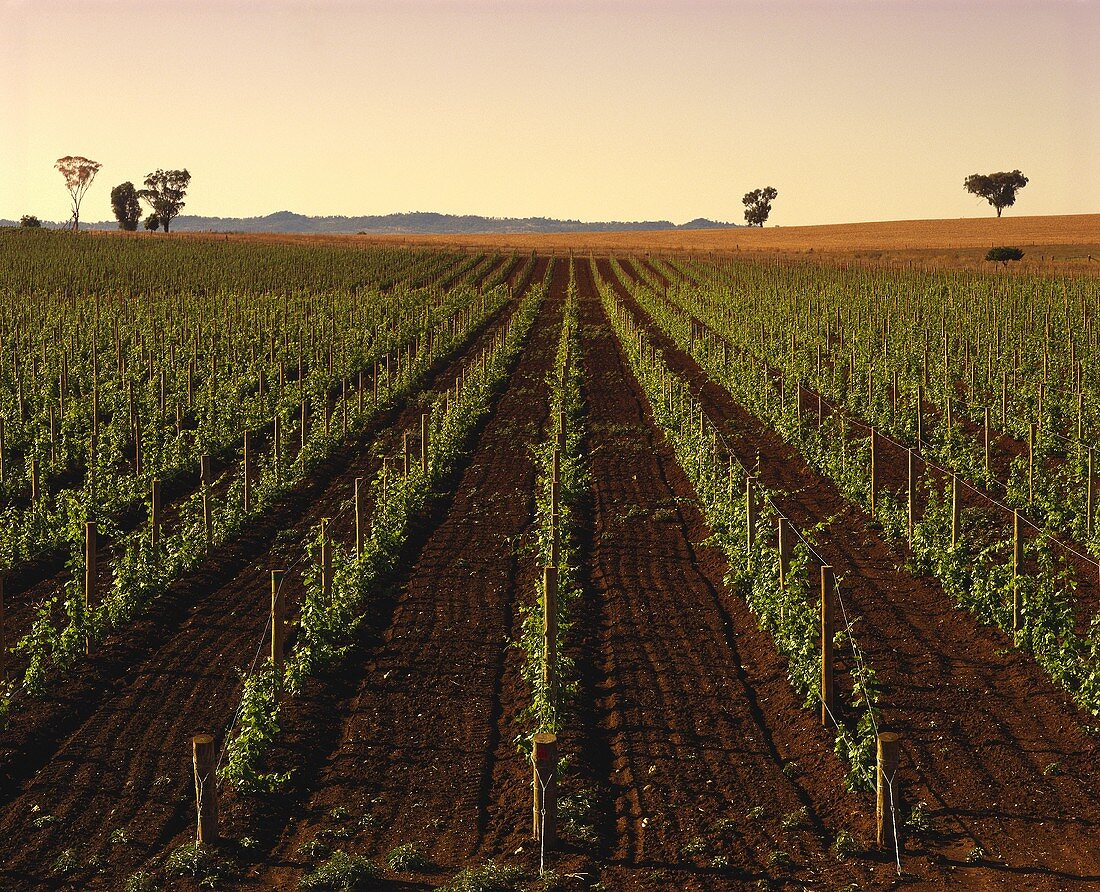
1 0 1096 226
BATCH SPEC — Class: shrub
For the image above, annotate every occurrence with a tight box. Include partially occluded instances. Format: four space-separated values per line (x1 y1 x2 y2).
298 850 381 891
20 214 42 228
985 246 1024 263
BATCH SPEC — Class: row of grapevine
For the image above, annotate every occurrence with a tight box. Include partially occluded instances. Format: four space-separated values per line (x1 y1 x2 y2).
3 254 538 716
610 258 1100 719
592 259 882 791
221 261 554 792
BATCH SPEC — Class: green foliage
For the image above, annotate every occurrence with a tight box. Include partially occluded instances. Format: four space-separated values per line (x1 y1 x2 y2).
965 170 1028 216
742 186 778 226
986 246 1025 263
110 182 142 231
439 861 525 892
19 214 42 228
385 842 431 872
298 850 381 891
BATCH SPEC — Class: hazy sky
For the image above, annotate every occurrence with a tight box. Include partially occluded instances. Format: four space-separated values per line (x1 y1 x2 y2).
1 0 1096 226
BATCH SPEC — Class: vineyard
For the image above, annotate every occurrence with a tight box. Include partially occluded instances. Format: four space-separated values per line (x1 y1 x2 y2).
1 227 1099 891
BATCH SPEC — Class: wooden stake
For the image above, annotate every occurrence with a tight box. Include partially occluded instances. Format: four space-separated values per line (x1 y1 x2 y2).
1028 421 1036 504
201 454 213 548
531 732 558 847
951 475 961 547
151 478 161 552
1012 510 1022 631
876 731 903 852
983 406 991 478
543 566 558 711
192 732 219 844
271 569 286 676
907 449 916 541
242 431 251 514
821 565 835 728
85 521 96 654
421 412 429 475
0 572 6 679
745 474 757 557
320 518 332 599
778 517 792 589
869 428 877 517
354 477 364 558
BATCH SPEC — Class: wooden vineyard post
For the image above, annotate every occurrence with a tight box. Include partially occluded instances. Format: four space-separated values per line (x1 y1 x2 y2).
30 458 39 504
421 412 429 475
869 428 877 518
273 415 282 483
201 454 213 549
876 731 903 852
1088 449 1094 538
85 522 96 655
151 479 162 553
990 409 998 481
1028 422 1036 505
0 572 5 679
745 474 757 560
271 569 286 678
242 430 251 514
951 475 960 548
320 519 332 600
543 567 558 712
915 385 923 445
1012 510 1022 632
192 732 219 845
301 395 308 453
821 565 835 729
0 416 5 482
907 448 916 541
778 517 792 590
403 432 411 479
531 732 557 848
354 477 364 559
550 450 561 567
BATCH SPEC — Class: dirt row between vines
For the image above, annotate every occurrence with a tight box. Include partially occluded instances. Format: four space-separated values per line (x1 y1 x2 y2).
0 256 540 890
230 260 567 889
608 256 1100 890
543 262 869 891
0 252 507 692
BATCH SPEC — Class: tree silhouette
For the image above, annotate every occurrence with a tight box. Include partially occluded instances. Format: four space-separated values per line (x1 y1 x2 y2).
964 170 1028 217
138 169 191 233
743 187 778 226
110 182 142 231
54 156 102 230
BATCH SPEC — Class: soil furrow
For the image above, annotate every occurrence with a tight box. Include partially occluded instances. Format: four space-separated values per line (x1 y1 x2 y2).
0 258 531 890
245 262 566 888
569 261 869 891
604 257 1100 889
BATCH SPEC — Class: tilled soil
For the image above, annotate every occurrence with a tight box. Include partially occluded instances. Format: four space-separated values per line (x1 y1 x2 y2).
247 262 567 888
606 258 1100 890
563 261 871 890
0 260 532 891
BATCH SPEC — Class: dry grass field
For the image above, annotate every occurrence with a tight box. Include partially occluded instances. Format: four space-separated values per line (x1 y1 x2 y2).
111 213 1100 270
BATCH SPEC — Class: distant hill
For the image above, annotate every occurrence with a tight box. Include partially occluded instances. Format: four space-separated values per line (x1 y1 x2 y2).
2 211 741 234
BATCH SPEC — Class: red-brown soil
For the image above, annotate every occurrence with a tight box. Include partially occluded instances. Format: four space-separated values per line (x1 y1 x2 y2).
552 261 873 890
0 259 535 890
604 257 1100 889
238 261 567 888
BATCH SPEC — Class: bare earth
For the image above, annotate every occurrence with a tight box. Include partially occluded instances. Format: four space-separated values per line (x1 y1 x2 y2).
114 213 1100 270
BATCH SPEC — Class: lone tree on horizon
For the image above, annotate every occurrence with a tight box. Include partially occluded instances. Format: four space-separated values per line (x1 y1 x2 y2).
138 169 191 233
964 170 1028 217
54 155 101 230
743 187 778 226
110 182 142 231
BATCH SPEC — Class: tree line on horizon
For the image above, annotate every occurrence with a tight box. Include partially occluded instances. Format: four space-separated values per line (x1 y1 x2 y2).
43 157 191 233
17 159 1030 233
